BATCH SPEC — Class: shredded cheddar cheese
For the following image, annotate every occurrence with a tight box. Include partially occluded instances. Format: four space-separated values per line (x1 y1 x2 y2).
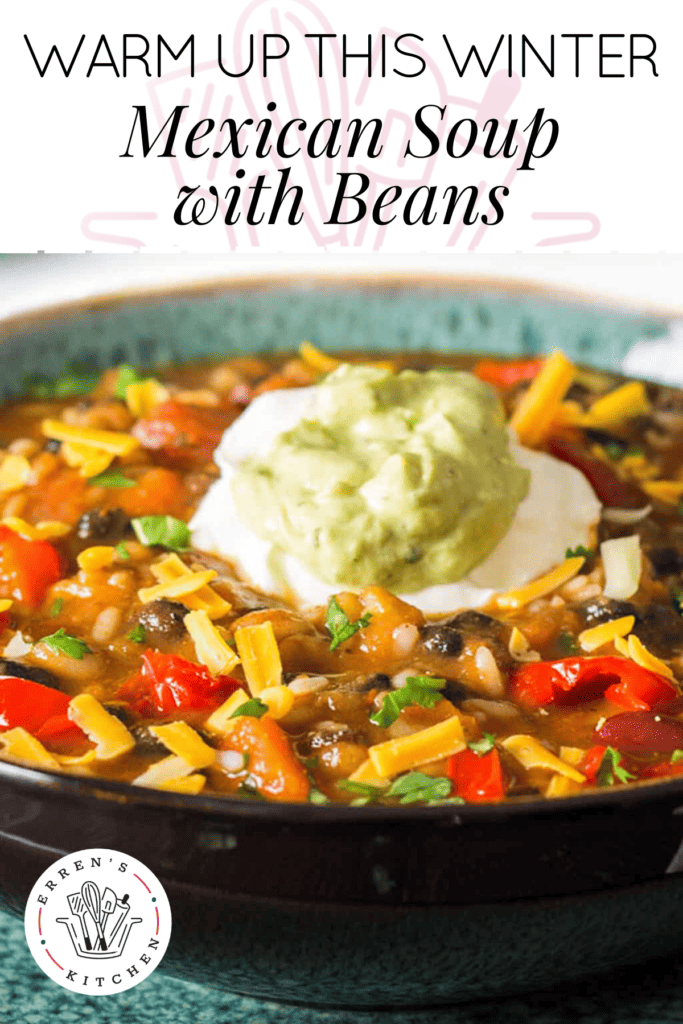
368 715 466 778
614 636 630 657
546 773 584 798
508 626 541 662
494 556 585 610
258 685 294 720
61 441 114 478
558 746 586 767
641 480 683 505
0 599 11 613
579 381 650 429
67 694 135 761
578 615 635 653
133 754 195 789
0 726 60 769
0 454 31 493
41 420 140 456
298 342 341 374
149 554 231 620
77 546 116 572
156 774 207 794
125 379 169 418
138 569 218 605
347 758 390 788
624 633 676 681
204 689 250 735
234 621 283 696
2 517 70 541
509 350 576 448
148 721 216 769
184 609 240 676
501 735 586 783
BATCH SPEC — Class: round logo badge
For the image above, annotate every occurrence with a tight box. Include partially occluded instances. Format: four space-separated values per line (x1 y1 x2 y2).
24 848 172 995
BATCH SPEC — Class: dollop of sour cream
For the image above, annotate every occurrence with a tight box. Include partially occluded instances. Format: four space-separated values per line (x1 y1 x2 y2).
190 370 601 613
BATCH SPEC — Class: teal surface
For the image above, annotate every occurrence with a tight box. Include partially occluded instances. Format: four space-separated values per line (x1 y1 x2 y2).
0 911 682 1023
0 283 665 399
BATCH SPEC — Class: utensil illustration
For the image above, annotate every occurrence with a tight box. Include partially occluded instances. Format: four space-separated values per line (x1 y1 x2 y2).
81 881 106 951
105 893 129 946
66 892 92 951
100 886 117 939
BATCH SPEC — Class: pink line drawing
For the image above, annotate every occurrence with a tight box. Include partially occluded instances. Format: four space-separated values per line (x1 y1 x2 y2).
532 212 601 246
81 212 158 249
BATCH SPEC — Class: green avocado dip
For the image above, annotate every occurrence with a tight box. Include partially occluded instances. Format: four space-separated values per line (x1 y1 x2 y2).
230 364 530 592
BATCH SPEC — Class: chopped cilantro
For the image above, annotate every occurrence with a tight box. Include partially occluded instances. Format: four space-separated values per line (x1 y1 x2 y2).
229 697 269 719
386 772 453 804
38 628 91 660
468 732 497 757
238 781 267 801
603 442 625 461
596 746 636 787
624 446 645 459
49 598 63 618
369 675 446 728
309 788 330 805
557 631 579 655
127 624 146 644
115 364 146 399
24 361 100 400
336 779 385 804
88 469 135 488
565 545 593 561
131 515 190 552
671 750 683 765
672 588 683 616
325 596 371 651
116 542 131 560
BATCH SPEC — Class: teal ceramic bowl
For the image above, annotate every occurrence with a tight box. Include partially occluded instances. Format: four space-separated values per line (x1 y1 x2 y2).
0 275 680 1009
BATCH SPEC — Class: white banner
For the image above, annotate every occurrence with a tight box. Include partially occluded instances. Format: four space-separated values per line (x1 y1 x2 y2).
1 0 679 252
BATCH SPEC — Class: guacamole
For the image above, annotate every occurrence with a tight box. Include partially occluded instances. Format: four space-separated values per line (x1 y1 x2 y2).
230 364 530 592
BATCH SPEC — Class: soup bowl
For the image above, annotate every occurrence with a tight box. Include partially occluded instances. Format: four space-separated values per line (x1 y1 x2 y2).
0 274 680 1008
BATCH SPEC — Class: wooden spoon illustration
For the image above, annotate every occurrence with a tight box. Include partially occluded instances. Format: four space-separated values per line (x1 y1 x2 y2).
81 881 107 951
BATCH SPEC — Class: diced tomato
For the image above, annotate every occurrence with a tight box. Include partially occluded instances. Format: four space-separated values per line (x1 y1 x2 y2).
0 526 63 608
132 401 239 469
116 468 188 518
509 656 674 710
217 716 310 802
116 651 241 718
447 747 505 803
596 711 683 754
546 436 646 509
473 358 544 390
24 468 88 523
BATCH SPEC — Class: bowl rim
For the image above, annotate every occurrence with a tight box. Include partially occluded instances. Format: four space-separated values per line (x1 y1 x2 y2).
0 273 676 824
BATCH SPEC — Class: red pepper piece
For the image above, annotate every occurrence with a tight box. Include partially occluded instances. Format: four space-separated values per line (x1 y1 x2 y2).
546 436 646 509
447 747 505 803
132 401 239 470
510 656 675 710
639 759 683 780
117 651 241 718
472 358 545 390
596 712 683 754
0 525 63 608
580 744 608 784
604 669 677 712
34 713 92 755
0 677 87 744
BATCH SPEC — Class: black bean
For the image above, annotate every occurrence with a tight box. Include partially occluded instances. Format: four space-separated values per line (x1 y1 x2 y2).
130 725 168 757
136 600 187 645
441 680 471 705
584 428 627 450
445 610 504 638
648 547 683 578
579 599 639 628
43 438 61 454
632 604 683 655
0 659 61 690
76 508 131 543
357 673 392 692
420 624 464 657
103 703 137 727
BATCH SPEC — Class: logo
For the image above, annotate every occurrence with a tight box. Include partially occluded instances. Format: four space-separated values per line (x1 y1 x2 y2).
24 848 172 995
